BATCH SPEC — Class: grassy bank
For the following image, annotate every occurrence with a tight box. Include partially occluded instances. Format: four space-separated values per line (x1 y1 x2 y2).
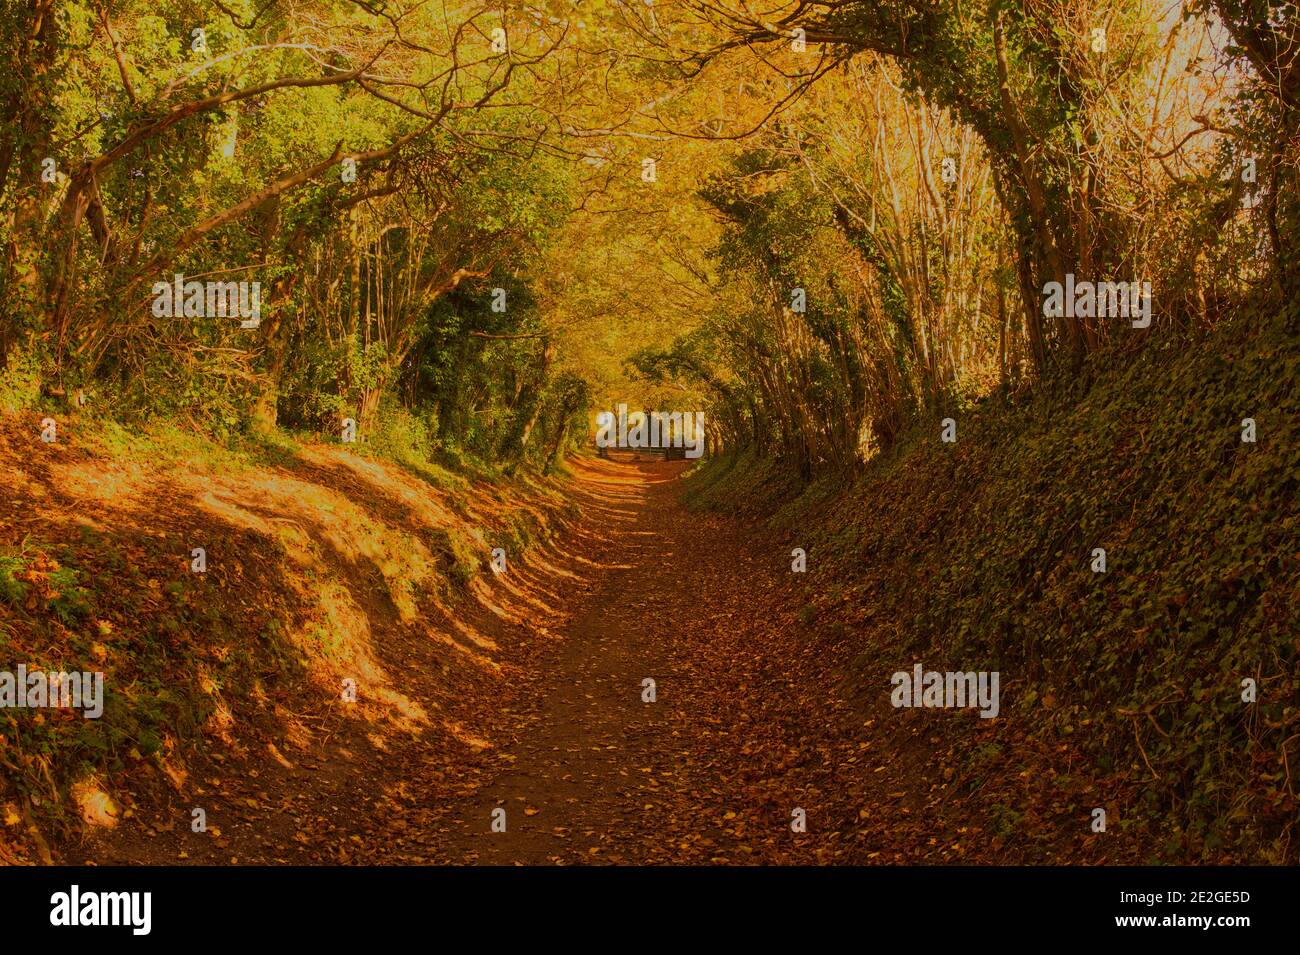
0 412 578 862
684 310 1300 863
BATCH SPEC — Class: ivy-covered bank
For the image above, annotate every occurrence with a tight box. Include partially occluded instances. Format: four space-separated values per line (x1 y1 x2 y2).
685 306 1300 863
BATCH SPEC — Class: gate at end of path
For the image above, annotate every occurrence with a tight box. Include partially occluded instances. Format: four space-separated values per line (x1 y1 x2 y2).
596 445 689 461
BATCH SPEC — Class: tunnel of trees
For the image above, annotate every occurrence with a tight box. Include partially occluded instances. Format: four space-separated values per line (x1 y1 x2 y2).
2 0 1299 873
0 0 1295 472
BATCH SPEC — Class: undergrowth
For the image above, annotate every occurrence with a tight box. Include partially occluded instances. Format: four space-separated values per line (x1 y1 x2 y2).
684 308 1300 863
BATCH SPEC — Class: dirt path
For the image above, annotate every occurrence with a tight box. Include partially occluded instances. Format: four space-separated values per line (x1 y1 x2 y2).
408 455 703 863
385 454 894 864
74 453 974 866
